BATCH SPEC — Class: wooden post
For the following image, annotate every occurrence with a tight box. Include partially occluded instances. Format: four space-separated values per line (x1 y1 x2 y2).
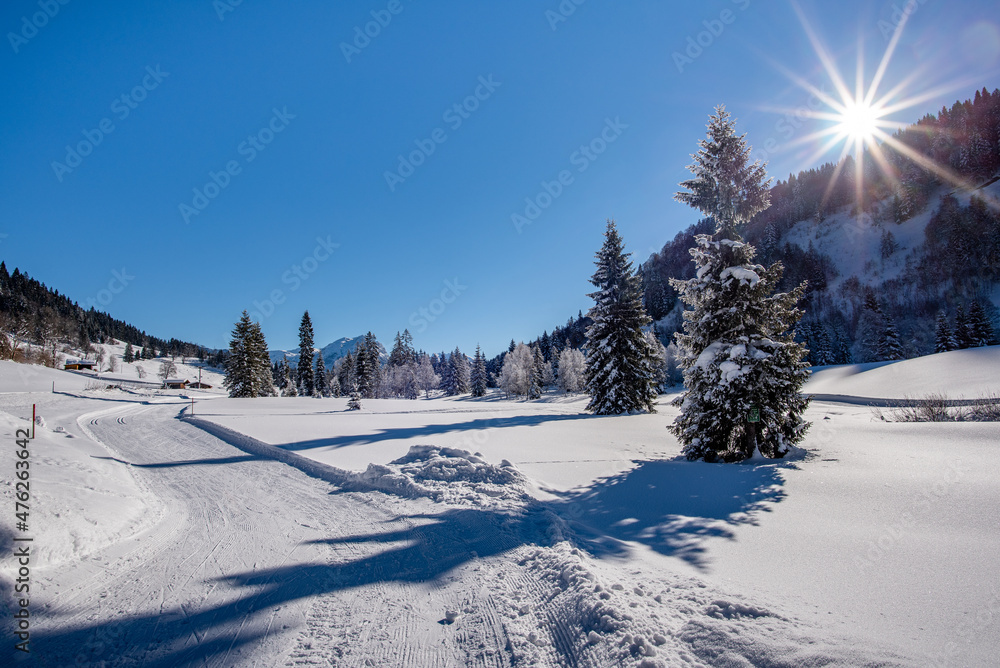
32 404 35 439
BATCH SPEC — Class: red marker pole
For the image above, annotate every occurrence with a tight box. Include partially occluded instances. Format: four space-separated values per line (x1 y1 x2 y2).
32 404 36 439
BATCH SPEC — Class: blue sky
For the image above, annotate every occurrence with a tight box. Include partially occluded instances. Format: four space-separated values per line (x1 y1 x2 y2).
2 0 998 357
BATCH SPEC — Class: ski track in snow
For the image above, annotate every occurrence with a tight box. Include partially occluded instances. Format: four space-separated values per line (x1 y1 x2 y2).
3 394 920 667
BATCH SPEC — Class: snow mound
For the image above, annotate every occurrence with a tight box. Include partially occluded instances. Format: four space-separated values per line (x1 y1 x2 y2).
356 445 529 507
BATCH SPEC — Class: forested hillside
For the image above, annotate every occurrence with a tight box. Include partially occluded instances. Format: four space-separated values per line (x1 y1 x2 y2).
640 87 1000 364
0 261 206 363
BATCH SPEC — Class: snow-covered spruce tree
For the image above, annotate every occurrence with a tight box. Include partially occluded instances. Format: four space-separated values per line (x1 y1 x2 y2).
954 305 972 349
279 356 297 397
967 301 995 347
356 332 381 398
670 105 809 462
337 351 355 396
347 382 362 410
471 345 488 397
296 311 315 396
529 345 544 399
451 347 471 394
934 311 955 352
224 311 276 398
583 220 660 414
880 316 905 361
123 342 134 364
314 353 329 397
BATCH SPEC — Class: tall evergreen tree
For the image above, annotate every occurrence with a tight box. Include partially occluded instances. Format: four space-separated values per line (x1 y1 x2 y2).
670 105 809 461
675 104 771 239
338 351 356 396
471 345 488 397
583 220 660 414
452 347 470 394
967 301 994 347
356 332 381 398
880 315 905 360
280 356 297 397
223 311 276 398
297 311 316 396
123 342 134 364
934 310 956 352
954 304 973 349
529 345 544 399
315 353 329 397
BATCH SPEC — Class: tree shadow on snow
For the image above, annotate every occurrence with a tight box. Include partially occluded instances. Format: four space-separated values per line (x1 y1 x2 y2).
25 505 559 668
551 458 791 570
277 411 606 451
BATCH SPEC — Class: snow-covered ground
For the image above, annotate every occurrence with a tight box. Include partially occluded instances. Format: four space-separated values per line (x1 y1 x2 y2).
1 348 998 666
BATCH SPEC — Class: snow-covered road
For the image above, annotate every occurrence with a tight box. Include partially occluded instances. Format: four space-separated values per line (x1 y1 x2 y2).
25 399 526 667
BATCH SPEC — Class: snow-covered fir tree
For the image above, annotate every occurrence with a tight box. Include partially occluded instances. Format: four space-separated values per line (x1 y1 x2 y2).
967 301 994 347
296 311 316 396
347 382 362 410
470 345 488 397
337 351 356 396
439 351 455 395
223 311 276 398
583 220 660 414
853 294 886 363
528 345 543 399
279 356 297 396
934 310 956 352
449 347 470 395
880 316 905 360
123 342 134 363
356 332 382 398
314 354 329 397
669 105 810 462
954 304 972 349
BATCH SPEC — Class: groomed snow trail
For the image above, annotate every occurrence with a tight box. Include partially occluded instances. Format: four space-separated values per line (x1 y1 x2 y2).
26 401 519 667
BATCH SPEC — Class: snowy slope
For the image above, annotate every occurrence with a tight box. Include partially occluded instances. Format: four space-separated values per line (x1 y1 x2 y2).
805 345 1000 399
3 347 998 666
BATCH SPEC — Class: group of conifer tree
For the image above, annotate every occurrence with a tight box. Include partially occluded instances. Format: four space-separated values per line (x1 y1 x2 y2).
223 104 814 461
582 105 810 462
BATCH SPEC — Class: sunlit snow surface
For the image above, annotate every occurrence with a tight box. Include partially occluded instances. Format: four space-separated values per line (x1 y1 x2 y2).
0 347 997 666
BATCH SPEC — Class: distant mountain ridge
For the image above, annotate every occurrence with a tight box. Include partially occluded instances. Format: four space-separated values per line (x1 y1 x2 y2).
269 335 388 368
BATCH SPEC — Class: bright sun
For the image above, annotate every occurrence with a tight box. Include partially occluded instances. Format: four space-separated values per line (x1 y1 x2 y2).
836 100 882 143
